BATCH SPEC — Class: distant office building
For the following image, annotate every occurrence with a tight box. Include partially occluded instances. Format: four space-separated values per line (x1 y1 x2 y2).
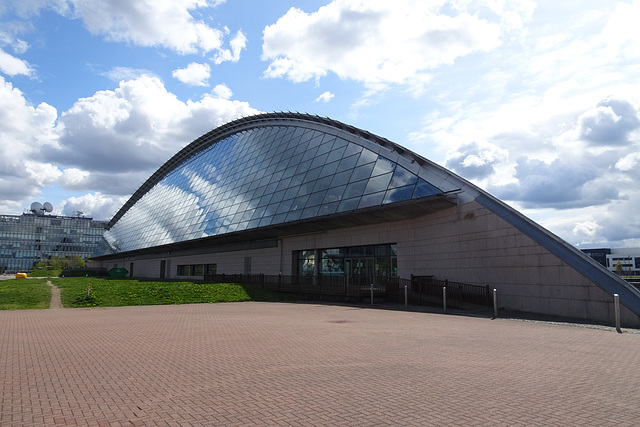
598 248 640 276
582 248 640 275
0 204 110 273
92 112 640 326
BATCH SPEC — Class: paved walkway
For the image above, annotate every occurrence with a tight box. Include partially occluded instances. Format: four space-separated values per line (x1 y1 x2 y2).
47 280 63 309
1 302 639 426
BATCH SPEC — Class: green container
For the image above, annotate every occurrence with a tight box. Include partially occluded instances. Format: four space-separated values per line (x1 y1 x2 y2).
108 267 129 278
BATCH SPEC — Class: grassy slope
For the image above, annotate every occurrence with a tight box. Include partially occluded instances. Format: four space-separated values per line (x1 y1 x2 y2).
50 278 294 308
0 279 51 310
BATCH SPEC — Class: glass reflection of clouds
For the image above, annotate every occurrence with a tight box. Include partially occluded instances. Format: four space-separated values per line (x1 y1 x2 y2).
106 125 443 252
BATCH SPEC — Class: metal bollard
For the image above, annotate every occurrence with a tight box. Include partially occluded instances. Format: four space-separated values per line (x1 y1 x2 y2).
614 294 621 333
404 285 408 308
443 287 447 312
371 284 374 305
493 289 498 318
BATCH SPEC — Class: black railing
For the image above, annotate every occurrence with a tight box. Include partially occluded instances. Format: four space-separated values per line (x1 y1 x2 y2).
204 273 492 309
407 275 491 309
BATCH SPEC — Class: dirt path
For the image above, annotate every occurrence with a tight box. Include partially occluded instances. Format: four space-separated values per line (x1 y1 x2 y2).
47 281 63 309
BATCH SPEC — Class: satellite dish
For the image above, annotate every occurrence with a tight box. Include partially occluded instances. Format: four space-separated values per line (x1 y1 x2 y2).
30 202 43 215
43 202 53 213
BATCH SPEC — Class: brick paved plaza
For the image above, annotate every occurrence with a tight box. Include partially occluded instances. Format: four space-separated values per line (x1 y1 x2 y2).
1 302 639 426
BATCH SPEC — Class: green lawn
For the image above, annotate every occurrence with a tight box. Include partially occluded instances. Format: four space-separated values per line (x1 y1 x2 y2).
49 278 294 308
0 279 51 310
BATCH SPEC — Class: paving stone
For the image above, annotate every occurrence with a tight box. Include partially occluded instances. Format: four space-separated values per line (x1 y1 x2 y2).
1 302 639 426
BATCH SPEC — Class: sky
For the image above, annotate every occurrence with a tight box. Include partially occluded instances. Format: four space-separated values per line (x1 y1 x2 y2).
1 0 639 249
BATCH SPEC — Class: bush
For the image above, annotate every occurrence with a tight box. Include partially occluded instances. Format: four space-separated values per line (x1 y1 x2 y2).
28 269 62 278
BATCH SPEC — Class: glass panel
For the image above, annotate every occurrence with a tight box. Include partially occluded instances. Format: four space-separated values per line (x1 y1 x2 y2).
312 176 333 193
371 156 396 177
317 202 338 216
337 198 360 213
390 166 418 188
306 191 327 207
304 167 322 183
330 169 352 187
350 163 375 182
301 205 320 219
106 122 433 253
337 154 359 172
355 148 378 167
358 191 385 209
383 185 415 204
324 185 345 203
319 161 339 178
285 209 302 222
344 180 367 199
326 145 347 164
309 152 330 170
414 179 441 198
363 173 393 195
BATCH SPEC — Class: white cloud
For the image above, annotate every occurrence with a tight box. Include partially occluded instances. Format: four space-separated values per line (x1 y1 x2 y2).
214 29 247 64
211 83 232 99
262 0 505 88
601 0 640 54
0 76 59 214
577 98 640 145
445 140 508 180
2 0 239 58
173 62 211 86
24 161 62 187
58 168 90 187
316 91 334 103
0 47 34 76
64 0 228 55
616 152 640 172
45 75 258 194
13 39 30 54
60 192 128 220
0 75 57 195
102 66 154 82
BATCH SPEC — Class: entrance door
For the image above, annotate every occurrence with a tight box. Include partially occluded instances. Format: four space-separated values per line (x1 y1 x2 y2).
346 257 374 277
345 257 374 294
160 260 166 279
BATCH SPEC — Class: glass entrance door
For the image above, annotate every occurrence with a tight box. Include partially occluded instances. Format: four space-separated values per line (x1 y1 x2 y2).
345 257 374 277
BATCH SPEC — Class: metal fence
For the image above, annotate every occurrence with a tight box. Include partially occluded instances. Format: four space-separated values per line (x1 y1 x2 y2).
204 273 492 309
406 275 492 309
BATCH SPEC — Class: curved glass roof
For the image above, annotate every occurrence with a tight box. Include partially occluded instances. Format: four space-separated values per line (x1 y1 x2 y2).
105 115 444 252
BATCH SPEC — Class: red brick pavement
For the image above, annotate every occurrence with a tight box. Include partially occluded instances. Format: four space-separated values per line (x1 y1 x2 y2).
1 302 639 426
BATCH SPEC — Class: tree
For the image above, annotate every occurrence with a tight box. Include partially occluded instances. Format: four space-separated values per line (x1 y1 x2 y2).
615 260 623 276
30 256 85 272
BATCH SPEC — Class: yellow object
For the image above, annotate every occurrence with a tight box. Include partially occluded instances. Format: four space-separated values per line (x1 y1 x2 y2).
15 272 28 279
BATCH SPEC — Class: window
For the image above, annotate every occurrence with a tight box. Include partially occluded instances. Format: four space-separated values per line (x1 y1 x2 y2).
297 250 315 276
298 244 397 277
177 264 216 277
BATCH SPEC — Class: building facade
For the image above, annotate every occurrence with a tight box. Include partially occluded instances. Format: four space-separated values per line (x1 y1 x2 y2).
93 112 640 326
0 212 109 273
582 248 640 276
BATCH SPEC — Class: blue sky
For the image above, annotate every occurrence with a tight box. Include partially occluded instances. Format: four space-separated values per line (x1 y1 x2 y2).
1 0 640 249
